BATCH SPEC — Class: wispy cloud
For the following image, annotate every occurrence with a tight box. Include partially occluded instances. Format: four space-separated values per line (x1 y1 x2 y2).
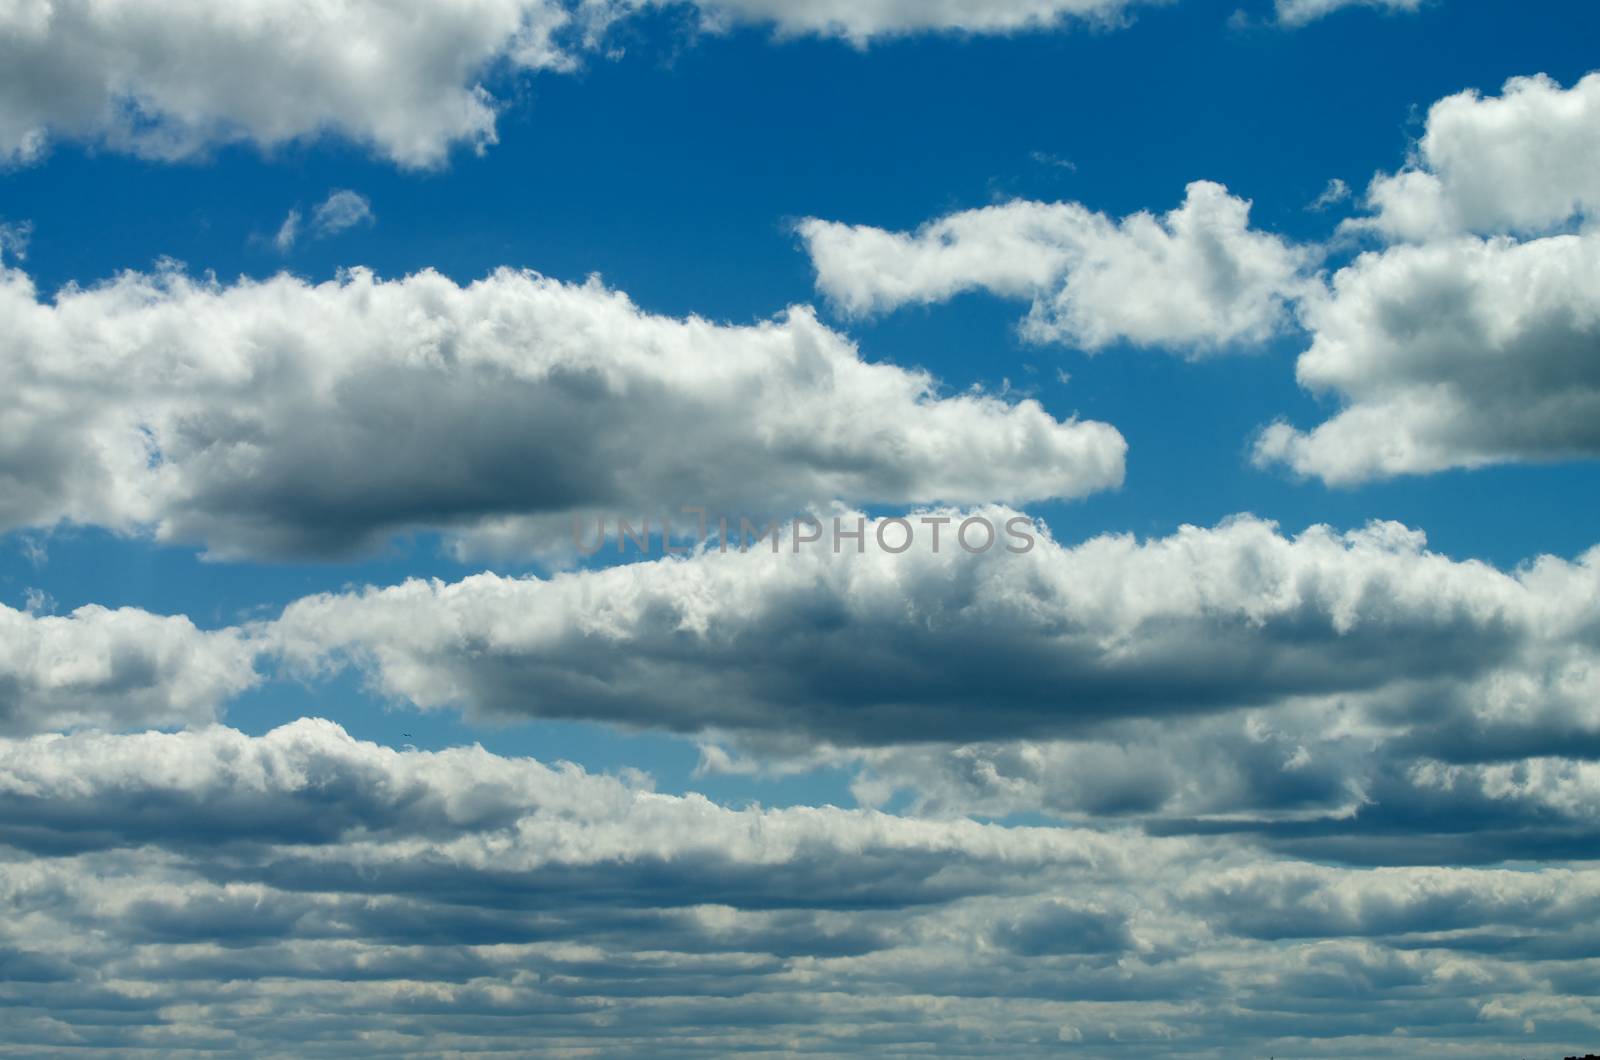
311 189 375 238
0 218 32 261
272 190 374 252
1306 176 1351 211
271 208 300 253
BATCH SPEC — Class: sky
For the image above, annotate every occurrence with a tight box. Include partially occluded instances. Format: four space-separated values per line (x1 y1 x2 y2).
3 0 1600 1055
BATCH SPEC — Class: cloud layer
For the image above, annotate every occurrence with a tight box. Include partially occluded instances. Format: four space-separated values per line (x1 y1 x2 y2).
3 720 1599 1055
15 506 1599 778
14 503 1600 870
0 262 1123 559
268 510 1600 760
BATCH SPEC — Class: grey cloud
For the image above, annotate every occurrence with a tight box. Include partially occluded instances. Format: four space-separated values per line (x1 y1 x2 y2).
991 900 1136 956
1189 862 1600 942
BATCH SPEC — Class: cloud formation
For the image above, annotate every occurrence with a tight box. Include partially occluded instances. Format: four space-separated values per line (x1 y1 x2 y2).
312 190 375 238
270 208 301 254
1256 230 1600 482
0 0 1171 168
0 601 256 735
2 721 1598 1055
0 0 586 168
648 0 1160 45
0 262 1123 559
16 505 1600 839
268 510 1600 761
1254 72 1600 483
797 73 1600 483
0 218 31 261
799 181 1311 353
271 190 374 254
1361 73 1600 241
1273 0 1424 27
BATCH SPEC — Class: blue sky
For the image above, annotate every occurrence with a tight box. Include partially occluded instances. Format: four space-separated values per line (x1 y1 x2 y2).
5 0 1600 1054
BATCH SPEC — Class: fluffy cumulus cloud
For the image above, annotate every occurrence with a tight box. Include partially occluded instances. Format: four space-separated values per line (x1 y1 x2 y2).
0 601 257 735
794 72 1600 482
0 261 1123 559
1273 0 1424 27
1256 72 1600 483
0 0 591 168
1360 73 1600 241
1256 230 1600 482
799 181 1312 353
3 720 1600 1055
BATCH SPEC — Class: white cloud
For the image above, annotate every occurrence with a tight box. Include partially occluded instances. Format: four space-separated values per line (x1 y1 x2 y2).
0 0 584 168
798 181 1312 353
1360 73 1600 240
1255 230 1600 482
271 191 374 254
0 260 1123 559
1253 72 1600 483
311 189 375 238
0 0 1177 168
0 601 257 735
652 0 1161 45
1274 0 1424 27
